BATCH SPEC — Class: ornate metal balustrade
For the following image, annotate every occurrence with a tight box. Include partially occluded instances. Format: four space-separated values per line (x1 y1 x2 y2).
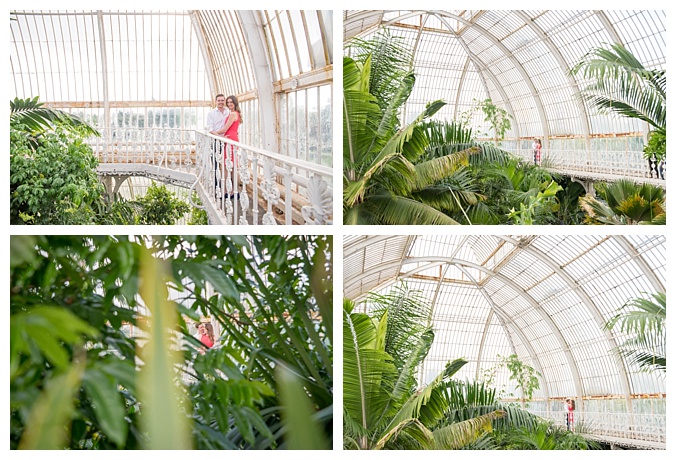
530 409 666 448
87 128 333 225
511 148 666 183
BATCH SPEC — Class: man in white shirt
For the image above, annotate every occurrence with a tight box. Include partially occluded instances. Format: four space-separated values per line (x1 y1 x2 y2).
206 94 230 196
206 94 230 133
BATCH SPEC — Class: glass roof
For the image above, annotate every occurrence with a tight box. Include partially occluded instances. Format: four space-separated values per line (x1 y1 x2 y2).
11 10 332 103
10 10 333 156
344 235 666 400
343 10 665 141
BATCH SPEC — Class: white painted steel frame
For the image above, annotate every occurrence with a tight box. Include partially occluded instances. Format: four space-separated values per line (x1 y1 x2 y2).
344 235 666 411
343 10 665 152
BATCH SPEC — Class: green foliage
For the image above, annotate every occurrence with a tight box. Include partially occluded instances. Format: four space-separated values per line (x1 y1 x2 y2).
343 32 479 225
10 123 106 224
482 354 541 404
456 156 570 225
580 179 666 224
507 181 563 225
10 96 100 150
480 419 600 450
10 235 333 450
131 182 191 225
343 284 505 449
463 98 512 145
571 43 665 133
605 292 666 373
643 129 666 162
187 192 209 225
11 236 143 449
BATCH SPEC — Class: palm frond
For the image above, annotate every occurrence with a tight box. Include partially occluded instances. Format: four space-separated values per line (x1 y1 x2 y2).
366 192 460 225
431 410 506 449
605 292 666 373
570 43 666 130
10 96 100 138
343 306 398 438
412 147 479 190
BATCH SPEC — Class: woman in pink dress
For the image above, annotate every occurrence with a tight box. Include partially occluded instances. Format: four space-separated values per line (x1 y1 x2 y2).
211 95 241 164
197 322 215 354
211 96 242 199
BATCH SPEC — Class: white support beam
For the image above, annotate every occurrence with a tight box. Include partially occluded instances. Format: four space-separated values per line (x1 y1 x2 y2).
238 10 278 152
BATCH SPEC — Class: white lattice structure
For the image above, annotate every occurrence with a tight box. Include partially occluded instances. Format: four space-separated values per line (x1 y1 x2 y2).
344 10 666 186
344 235 666 449
10 10 334 224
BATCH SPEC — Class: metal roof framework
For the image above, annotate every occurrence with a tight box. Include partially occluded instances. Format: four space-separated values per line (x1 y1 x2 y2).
343 10 665 151
10 10 333 158
344 235 666 410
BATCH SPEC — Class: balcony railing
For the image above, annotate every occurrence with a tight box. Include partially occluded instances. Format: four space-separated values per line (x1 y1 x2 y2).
86 127 333 225
512 148 665 181
529 409 665 446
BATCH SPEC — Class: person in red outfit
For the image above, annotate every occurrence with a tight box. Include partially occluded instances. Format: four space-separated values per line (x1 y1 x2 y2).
197 322 215 352
565 398 575 431
210 95 242 199
210 95 242 163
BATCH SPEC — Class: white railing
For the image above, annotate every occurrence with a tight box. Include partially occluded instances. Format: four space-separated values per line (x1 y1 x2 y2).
512 149 665 181
87 127 333 225
530 409 666 445
89 127 196 171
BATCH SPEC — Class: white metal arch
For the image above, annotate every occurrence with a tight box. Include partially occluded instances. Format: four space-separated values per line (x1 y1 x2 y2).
348 255 586 404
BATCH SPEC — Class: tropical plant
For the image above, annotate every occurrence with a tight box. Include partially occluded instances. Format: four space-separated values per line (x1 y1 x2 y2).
571 43 666 160
343 32 480 225
481 419 600 450
481 355 541 408
643 129 666 162
461 98 512 146
605 292 666 373
187 192 209 225
507 181 563 225
343 286 506 449
458 157 564 225
10 96 99 150
10 123 106 224
131 182 191 225
579 179 666 224
10 235 332 450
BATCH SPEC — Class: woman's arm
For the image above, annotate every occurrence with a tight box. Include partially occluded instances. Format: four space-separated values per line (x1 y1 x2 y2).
212 112 237 135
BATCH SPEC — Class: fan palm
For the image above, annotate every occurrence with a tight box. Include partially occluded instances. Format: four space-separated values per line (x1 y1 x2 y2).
605 292 666 373
579 179 666 224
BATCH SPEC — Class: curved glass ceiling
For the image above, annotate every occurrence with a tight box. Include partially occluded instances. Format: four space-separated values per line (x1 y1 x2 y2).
344 10 665 146
344 234 666 402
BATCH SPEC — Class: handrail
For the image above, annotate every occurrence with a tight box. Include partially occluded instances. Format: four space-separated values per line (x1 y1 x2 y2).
508 147 665 181
87 127 333 225
529 409 665 446
204 132 333 178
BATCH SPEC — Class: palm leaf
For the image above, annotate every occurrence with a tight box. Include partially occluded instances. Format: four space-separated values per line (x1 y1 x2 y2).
571 43 666 130
412 146 480 190
605 292 666 372
366 192 460 225
431 410 506 449
343 304 398 440
10 96 100 138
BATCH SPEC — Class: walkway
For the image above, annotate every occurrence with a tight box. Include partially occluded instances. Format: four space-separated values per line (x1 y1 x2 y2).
535 409 665 450
88 128 333 225
511 148 666 189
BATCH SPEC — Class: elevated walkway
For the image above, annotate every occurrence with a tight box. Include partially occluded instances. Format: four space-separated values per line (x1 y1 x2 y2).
510 148 666 191
88 128 333 225
534 409 665 450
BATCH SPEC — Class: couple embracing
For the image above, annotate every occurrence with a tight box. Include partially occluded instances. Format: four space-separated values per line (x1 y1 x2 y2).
208 94 242 164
